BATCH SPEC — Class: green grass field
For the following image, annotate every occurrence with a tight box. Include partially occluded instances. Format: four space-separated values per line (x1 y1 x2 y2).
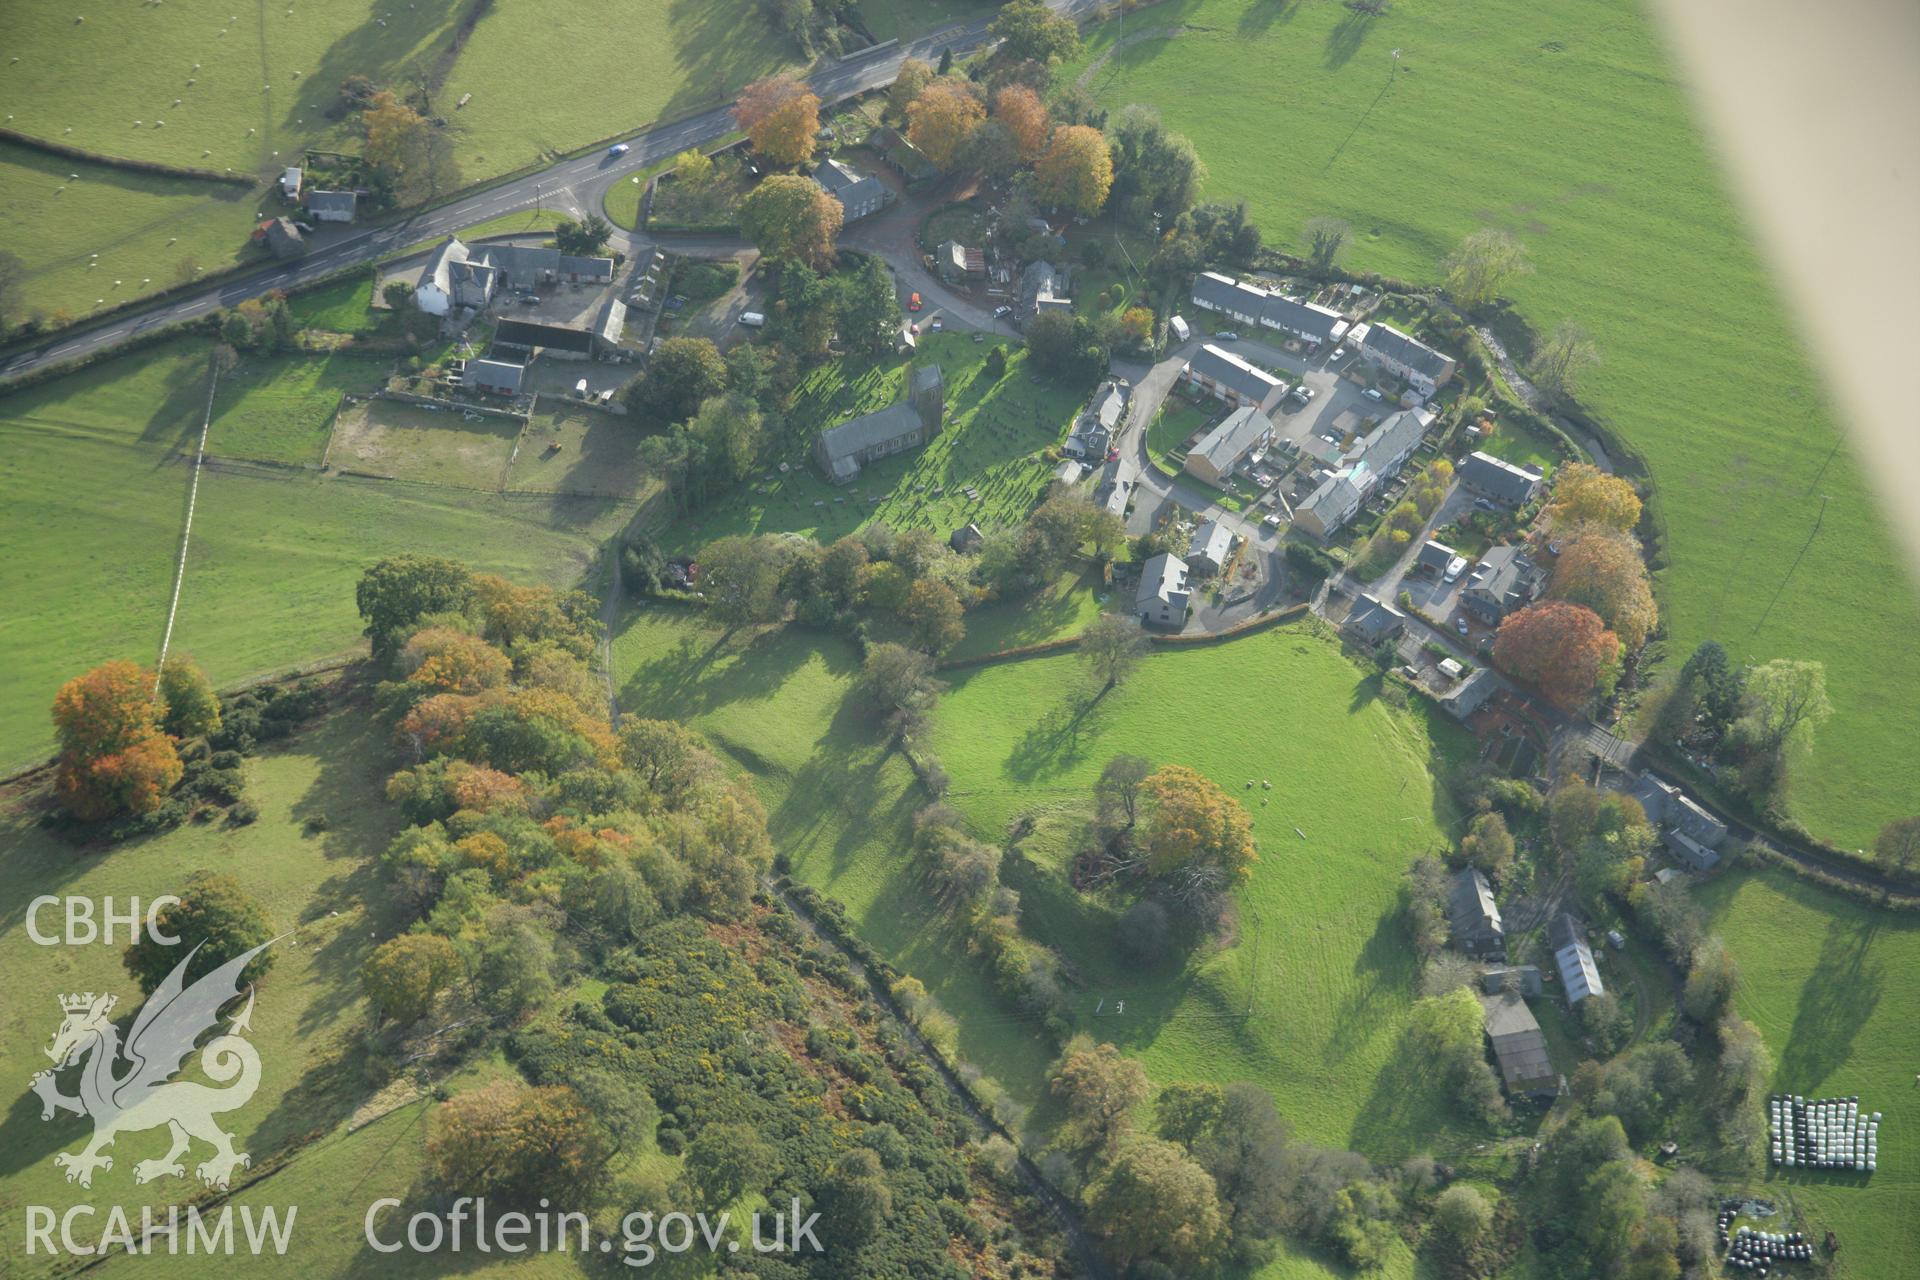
509 402 661 502
0 692 413 1276
0 339 623 771
1697 870 1920 1278
327 399 521 489
658 332 1085 550
206 352 383 466
1145 397 1212 472
609 608 1477 1280
1071 0 1920 848
930 627 1479 1160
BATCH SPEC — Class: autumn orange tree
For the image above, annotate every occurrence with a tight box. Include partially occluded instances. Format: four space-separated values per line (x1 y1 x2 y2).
1548 525 1658 650
733 75 820 168
52 660 182 821
1547 463 1642 532
1139 764 1256 889
426 1080 607 1210
738 174 844 267
401 627 512 695
906 79 986 170
1492 601 1621 709
1034 124 1113 216
993 83 1050 162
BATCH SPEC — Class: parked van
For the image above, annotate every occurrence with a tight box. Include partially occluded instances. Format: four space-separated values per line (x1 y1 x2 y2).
573 379 589 399
738 311 766 328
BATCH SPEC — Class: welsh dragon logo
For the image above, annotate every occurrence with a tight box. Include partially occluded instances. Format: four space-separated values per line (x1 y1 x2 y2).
30 940 274 1190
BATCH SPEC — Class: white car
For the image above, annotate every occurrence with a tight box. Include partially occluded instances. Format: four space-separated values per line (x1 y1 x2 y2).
1455 617 1470 635
1362 387 1384 401
1444 555 1468 583
1263 513 1283 528
1330 346 1346 361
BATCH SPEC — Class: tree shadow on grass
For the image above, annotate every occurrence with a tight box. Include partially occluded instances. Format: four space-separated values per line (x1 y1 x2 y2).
615 615 822 726
1325 906 1420 1066
1324 8 1383 71
1239 0 1299 38
1777 908 1884 1090
1349 1026 1455 1160
1003 690 1108 784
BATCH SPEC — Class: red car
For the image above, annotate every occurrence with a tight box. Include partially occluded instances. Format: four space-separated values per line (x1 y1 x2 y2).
908 292 923 312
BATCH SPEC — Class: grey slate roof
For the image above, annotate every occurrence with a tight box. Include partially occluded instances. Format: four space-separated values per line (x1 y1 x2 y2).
306 189 357 216
1187 519 1233 570
1190 271 1343 343
465 358 524 392
1362 321 1454 381
818 402 922 468
1441 667 1502 719
1186 345 1285 404
1187 403 1273 475
1459 450 1543 505
1461 545 1542 618
1416 540 1456 575
1448 867 1504 953
1480 991 1559 1096
1346 593 1408 644
1480 965 1543 997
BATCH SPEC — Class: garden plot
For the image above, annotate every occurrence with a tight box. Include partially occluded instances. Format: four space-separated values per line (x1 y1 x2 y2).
326 398 521 489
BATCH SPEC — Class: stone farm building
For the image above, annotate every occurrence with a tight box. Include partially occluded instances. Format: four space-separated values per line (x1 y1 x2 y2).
1629 774 1730 871
1293 406 1436 538
1181 344 1287 416
1479 991 1562 1099
814 364 946 484
1189 271 1347 348
1183 404 1274 486
1550 912 1604 1005
812 158 888 222
1459 450 1544 507
1350 321 1457 398
1448 867 1505 959
1136 552 1191 630
415 237 615 317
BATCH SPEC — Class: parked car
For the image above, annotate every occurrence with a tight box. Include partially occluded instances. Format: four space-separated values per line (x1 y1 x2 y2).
908 292 923 312
1330 346 1346 361
929 317 943 331
1290 386 1317 403
909 322 920 335
1362 387 1384 401
1474 497 1500 512
607 142 630 157
1263 513 1283 529
993 304 1013 318
1215 330 1239 341
1444 555 1468 582
1455 617 1470 635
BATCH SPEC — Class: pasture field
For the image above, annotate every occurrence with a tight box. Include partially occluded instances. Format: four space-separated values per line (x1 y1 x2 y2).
1697 870 1920 1278
0 139 260 321
929 627 1481 1162
206 352 383 466
508 403 660 502
656 332 1084 550
608 607 1061 1113
1072 0 1920 847
0 0 463 319
944 568 1108 661
0 692 409 1274
285 276 383 334
0 340 621 771
326 399 520 489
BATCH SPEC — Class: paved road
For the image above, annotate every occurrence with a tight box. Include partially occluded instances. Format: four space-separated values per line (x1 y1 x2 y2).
0 0 1103 384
